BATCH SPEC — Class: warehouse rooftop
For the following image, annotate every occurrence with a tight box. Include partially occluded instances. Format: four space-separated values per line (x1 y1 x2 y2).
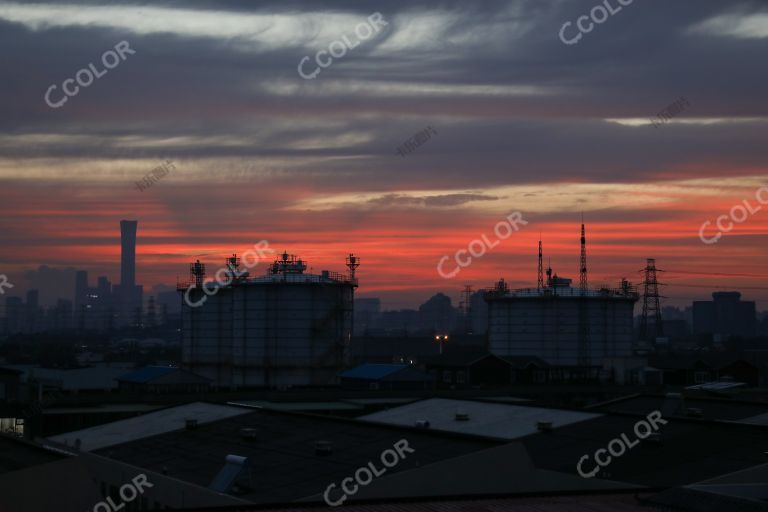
58 404 501 503
589 393 768 423
360 398 601 440
48 402 251 451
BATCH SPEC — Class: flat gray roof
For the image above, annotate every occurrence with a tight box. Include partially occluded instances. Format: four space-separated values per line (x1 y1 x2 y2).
227 400 363 412
343 397 419 405
360 398 601 440
43 404 161 415
48 402 250 451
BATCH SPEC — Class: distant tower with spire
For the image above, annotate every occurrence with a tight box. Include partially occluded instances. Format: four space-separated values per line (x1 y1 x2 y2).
580 213 588 293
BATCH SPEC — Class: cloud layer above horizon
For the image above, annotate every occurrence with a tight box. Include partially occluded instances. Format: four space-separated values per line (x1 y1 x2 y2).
1 0 767 309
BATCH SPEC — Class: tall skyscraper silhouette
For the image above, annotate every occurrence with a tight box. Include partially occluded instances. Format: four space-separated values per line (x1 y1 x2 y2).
120 220 137 288
116 220 142 326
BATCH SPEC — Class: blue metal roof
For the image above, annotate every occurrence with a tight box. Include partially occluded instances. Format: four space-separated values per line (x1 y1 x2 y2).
117 366 178 383
339 364 408 380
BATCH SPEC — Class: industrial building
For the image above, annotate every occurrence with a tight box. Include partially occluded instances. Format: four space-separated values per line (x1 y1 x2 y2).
179 252 359 389
486 223 639 366
693 291 757 340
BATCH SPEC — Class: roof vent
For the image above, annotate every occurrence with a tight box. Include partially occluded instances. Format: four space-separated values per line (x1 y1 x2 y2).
315 440 332 455
686 407 703 418
240 428 258 441
536 421 553 432
455 411 470 421
185 419 198 430
415 420 430 428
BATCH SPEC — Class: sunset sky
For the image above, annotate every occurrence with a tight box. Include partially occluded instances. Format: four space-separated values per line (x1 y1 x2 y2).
1 0 767 310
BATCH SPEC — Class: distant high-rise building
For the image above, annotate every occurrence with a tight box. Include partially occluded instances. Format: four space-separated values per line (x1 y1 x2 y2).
120 220 137 288
4 297 23 334
73 271 116 331
418 293 457 334
160 303 168 326
25 289 40 333
157 290 181 315
354 298 381 335
74 270 89 329
74 270 88 310
693 292 756 340
377 309 420 335
48 299 73 331
25 289 38 309
146 296 157 328
469 290 488 335
115 220 143 326
96 276 115 331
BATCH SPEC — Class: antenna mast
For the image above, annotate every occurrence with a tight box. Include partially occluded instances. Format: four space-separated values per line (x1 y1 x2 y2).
578 218 590 365
346 254 360 282
580 213 588 292
537 237 544 290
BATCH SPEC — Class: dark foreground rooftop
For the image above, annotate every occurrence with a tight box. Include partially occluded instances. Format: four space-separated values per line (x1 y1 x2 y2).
92 406 500 503
156 492 659 512
520 412 768 488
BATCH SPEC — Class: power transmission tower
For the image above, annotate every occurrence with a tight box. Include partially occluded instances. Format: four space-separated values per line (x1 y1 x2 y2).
640 258 664 341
